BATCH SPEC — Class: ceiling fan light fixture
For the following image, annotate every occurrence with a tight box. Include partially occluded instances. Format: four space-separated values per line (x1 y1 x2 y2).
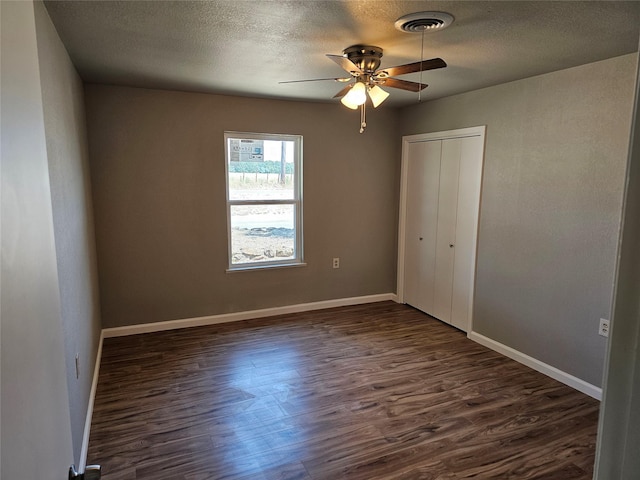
368 85 389 108
341 81 367 108
340 95 359 110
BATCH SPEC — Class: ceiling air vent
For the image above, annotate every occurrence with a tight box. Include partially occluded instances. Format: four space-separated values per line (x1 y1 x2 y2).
394 12 454 33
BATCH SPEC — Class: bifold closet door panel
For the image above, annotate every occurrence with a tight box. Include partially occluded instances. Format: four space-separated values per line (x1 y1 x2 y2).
404 140 441 314
450 135 484 331
433 138 461 324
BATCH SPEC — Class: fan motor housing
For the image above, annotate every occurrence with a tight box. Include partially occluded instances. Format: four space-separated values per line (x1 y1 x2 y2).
343 45 383 73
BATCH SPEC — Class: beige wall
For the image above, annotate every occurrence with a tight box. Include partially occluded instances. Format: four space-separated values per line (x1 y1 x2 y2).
1 1 74 477
34 0 102 464
401 54 637 387
85 85 401 327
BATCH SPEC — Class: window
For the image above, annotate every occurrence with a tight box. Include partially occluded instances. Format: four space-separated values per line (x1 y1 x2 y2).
225 132 303 270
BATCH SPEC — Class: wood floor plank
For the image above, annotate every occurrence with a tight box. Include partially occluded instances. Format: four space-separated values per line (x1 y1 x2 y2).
88 302 599 479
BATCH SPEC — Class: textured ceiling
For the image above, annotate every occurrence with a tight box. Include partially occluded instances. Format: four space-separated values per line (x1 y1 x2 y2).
44 1 640 107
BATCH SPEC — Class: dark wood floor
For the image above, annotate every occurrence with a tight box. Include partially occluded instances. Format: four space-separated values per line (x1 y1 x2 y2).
88 302 599 479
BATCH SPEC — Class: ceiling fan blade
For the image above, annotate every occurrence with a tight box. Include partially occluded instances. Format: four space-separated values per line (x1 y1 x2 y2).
383 78 428 92
327 54 363 75
333 84 353 98
380 58 447 77
279 77 351 84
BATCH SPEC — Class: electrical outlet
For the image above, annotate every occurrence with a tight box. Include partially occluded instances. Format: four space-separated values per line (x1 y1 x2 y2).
75 353 80 379
332 257 340 269
599 318 610 338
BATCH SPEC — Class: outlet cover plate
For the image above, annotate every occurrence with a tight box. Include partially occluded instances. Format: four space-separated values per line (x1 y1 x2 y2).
599 318 610 338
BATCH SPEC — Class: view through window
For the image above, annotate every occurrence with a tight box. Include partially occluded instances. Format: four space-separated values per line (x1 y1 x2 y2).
225 132 303 269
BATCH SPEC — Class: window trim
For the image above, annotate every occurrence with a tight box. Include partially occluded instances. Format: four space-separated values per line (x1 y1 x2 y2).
224 131 304 271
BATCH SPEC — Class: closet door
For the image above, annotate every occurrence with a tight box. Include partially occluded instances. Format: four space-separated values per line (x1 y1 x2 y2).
403 140 441 314
400 127 485 333
450 135 484 330
432 138 461 323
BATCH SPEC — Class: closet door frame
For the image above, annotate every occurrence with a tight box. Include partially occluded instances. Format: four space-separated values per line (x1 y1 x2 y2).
397 125 486 333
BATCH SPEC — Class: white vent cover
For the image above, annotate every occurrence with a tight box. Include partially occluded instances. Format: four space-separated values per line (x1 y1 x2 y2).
394 11 454 33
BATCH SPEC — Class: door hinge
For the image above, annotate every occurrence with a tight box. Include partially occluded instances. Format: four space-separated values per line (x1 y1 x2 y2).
69 464 101 480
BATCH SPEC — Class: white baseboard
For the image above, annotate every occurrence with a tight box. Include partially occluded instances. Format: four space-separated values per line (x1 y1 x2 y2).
468 331 602 400
79 330 104 470
103 293 398 338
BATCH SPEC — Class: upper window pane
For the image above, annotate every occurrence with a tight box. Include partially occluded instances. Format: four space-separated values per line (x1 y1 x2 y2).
227 138 295 201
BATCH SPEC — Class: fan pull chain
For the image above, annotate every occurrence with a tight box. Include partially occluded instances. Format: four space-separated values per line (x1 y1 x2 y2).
360 102 367 133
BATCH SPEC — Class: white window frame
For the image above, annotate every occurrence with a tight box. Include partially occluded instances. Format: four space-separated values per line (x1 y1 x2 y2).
224 131 304 271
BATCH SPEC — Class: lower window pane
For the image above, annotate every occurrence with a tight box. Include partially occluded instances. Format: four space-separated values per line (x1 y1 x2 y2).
230 204 296 265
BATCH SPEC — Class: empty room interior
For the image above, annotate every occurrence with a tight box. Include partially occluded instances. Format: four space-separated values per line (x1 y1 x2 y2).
3 1 640 479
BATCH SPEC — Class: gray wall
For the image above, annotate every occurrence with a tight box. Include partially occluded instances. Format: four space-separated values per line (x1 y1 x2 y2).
400 54 637 387
84 85 401 328
1 1 74 477
595 50 640 479
34 1 102 465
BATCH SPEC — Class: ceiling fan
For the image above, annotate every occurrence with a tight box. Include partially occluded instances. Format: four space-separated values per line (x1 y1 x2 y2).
280 45 447 132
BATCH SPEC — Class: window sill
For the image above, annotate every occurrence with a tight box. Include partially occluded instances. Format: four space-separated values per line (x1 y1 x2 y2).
226 262 307 273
